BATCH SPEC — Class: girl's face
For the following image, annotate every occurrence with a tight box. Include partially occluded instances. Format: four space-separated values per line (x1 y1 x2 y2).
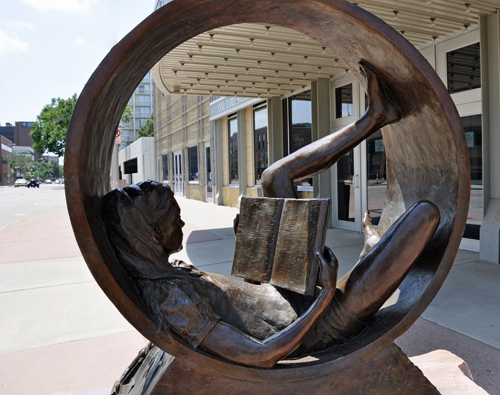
154 200 185 253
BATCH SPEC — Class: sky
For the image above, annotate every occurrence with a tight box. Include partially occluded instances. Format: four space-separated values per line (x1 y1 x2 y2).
0 0 157 125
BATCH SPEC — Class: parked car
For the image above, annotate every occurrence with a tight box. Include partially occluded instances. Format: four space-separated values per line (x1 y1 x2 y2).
27 177 40 188
14 178 28 188
45 179 52 184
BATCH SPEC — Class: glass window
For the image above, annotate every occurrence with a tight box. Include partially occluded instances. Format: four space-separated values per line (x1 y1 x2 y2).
188 146 198 182
335 84 353 118
254 106 268 184
462 115 482 240
447 43 480 94
137 95 151 105
138 84 150 94
366 130 386 226
136 118 148 129
228 117 238 184
288 91 312 187
136 107 151 117
162 154 168 181
206 146 212 199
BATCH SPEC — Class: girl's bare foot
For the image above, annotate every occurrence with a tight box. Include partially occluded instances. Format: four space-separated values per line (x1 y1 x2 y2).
359 210 381 260
359 61 401 127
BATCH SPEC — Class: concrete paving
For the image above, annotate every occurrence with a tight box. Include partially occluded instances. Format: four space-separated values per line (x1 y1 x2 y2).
0 185 499 394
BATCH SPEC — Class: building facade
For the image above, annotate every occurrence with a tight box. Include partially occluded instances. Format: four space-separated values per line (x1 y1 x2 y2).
0 121 42 161
0 136 13 186
118 137 156 185
151 1 500 263
154 93 212 202
0 123 15 143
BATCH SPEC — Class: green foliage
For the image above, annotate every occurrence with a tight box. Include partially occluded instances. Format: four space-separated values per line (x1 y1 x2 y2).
30 96 132 158
9 153 33 171
35 162 51 179
30 94 78 157
121 105 133 125
9 153 34 178
50 160 60 178
137 115 154 139
8 153 62 179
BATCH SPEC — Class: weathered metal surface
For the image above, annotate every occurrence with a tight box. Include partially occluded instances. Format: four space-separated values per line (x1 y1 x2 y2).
232 197 330 296
271 199 331 296
65 0 470 388
232 197 284 283
115 342 439 394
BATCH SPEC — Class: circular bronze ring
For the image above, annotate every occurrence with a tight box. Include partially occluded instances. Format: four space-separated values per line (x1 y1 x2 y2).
65 0 470 383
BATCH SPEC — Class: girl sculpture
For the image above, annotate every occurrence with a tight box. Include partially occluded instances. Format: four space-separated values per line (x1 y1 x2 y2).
102 62 440 368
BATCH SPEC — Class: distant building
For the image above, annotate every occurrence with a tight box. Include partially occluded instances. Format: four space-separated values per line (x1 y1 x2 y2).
0 122 42 161
119 72 154 148
43 154 59 164
13 146 35 160
0 136 13 186
118 137 155 185
0 123 14 143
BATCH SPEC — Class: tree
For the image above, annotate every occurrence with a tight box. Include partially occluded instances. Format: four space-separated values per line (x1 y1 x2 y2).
31 95 133 157
137 115 154 139
9 153 35 178
121 104 133 126
30 94 78 157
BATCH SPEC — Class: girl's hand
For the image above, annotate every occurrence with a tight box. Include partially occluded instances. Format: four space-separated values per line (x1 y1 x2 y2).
315 246 338 291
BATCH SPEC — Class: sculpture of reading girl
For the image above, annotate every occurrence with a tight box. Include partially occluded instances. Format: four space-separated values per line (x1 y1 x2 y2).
101 62 440 368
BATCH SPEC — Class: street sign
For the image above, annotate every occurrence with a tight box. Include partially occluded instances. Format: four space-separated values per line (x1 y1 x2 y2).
115 128 122 145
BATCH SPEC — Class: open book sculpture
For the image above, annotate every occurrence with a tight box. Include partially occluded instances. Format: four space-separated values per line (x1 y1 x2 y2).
232 197 331 295
65 0 470 393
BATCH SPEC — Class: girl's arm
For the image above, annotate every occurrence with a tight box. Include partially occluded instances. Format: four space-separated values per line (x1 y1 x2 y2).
199 247 338 368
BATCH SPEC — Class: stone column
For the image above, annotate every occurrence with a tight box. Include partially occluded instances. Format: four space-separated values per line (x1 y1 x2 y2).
480 14 500 263
213 119 224 205
313 78 333 225
267 96 284 165
237 109 247 206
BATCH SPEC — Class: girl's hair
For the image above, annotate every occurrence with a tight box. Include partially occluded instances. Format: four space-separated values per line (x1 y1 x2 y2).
102 180 176 279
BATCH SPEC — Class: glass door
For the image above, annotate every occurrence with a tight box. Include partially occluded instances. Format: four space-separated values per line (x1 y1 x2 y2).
334 146 362 230
205 143 213 203
173 150 183 196
331 77 362 231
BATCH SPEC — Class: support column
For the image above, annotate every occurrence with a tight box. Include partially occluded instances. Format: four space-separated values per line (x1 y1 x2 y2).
267 96 284 165
480 13 500 263
213 119 224 205
313 78 333 222
237 109 247 206
111 144 119 189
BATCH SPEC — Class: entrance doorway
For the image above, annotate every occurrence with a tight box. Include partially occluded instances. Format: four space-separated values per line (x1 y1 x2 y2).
173 150 183 196
205 143 213 203
333 146 362 231
331 77 362 231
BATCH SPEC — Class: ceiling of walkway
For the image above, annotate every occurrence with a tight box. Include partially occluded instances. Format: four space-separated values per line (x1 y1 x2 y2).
152 0 500 99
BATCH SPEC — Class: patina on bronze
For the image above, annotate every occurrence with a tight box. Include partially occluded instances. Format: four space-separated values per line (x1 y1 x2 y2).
65 0 470 393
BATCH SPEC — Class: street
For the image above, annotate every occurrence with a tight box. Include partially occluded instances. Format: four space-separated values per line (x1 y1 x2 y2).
0 185 145 395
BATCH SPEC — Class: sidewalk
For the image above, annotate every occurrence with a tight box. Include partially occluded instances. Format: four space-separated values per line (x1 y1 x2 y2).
0 188 498 394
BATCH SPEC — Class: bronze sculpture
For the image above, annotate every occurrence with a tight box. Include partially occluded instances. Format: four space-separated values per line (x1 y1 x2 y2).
64 0 470 392
101 64 440 369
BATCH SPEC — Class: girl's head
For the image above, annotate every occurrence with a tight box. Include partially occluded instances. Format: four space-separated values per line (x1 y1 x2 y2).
102 180 184 279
